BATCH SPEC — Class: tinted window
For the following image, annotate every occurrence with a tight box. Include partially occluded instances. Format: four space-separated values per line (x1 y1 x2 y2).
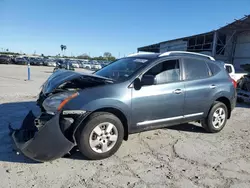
183 58 209 80
144 59 180 85
207 62 221 75
225 65 232 73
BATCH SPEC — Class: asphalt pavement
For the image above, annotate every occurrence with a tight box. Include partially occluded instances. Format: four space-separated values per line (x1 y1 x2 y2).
0 65 250 188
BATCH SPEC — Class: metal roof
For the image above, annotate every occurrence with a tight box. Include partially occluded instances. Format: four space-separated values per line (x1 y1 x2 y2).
219 14 250 31
138 31 214 52
138 15 250 51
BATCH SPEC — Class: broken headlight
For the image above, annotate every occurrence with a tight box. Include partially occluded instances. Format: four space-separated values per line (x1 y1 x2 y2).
42 92 79 114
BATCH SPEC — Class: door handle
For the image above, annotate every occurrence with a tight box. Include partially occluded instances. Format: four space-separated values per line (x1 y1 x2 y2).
173 89 182 94
210 85 217 89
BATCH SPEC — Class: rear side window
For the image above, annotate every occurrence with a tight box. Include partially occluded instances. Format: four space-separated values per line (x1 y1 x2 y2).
207 62 221 75
183 58 210 80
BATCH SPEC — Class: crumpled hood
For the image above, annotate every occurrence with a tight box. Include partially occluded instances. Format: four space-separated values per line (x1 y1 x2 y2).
42 70 111 94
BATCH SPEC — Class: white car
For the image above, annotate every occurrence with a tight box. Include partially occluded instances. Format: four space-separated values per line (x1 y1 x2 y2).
92 63 102 70
224 63 248 82
82 63 92 70
71 62 80 68
47 61 57 67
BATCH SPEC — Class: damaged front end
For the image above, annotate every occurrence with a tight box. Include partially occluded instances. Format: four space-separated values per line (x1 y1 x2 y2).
11 111 79 162
11 70 110 162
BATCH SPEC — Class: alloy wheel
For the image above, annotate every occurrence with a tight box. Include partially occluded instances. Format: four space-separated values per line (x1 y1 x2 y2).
89 122 118 153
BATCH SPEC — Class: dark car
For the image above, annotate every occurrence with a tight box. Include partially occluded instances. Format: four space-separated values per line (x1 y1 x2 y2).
29 58 44 66
11 51 237 162
53 61 75 72
0 55 12 64
14 57 27 65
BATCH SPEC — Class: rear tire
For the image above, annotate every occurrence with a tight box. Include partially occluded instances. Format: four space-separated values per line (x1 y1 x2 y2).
76 112 124 160
201 102 228 133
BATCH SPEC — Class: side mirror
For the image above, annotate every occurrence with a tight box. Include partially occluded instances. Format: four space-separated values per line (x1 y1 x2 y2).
141 75 155 86
134 78 141 90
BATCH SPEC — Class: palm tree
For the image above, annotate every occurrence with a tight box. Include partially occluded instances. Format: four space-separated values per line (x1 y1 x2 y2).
60 45 67 56
60 45 64 56
64 45 67 56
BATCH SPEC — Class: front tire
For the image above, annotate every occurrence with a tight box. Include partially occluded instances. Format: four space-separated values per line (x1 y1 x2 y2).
76 112 124 160
201 102 228 133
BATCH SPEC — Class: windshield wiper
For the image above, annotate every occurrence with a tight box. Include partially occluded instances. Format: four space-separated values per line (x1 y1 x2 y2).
81 75 115 83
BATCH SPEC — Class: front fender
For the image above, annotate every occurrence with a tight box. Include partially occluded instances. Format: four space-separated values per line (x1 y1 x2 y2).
82 98 130 115
70 98 131 142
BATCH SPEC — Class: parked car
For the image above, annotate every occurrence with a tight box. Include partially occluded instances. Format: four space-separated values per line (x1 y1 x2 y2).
223 63 248 82
82 62 92 69
29 58 44 66
29 57 43 66
237 74 250 103
77 60 84 68
0 55 12 64
69 60 80 68
53 62 75 72
11 51 237 162
14 57 27 65
92 63 102 70
45 59 57 67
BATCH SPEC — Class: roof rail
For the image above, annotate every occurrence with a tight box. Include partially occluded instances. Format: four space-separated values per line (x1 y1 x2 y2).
159 51 215 61
127 52 156 57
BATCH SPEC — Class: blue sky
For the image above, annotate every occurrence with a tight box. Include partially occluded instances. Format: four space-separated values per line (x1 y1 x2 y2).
0 0 250 57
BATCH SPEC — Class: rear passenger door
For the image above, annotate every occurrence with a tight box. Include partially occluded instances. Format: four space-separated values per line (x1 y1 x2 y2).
182 57 216 120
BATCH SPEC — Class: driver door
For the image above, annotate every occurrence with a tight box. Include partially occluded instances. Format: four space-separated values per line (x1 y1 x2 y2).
131 58 185 130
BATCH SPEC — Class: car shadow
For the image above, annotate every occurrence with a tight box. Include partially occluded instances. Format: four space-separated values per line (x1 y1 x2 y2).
63 147 89 161
0 75 23 81
236 102 250 108
165 123 207 133
0 100 87 163
0 100 40 164
44 71 53 74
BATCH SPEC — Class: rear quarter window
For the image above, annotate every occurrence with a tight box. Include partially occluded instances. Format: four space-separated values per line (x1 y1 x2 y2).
183 58 210 80
207 62 221 75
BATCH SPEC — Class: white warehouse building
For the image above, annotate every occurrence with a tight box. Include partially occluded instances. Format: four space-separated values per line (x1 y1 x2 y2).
138 15 250 72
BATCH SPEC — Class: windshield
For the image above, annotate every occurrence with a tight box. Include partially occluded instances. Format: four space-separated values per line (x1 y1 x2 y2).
94 57 151 81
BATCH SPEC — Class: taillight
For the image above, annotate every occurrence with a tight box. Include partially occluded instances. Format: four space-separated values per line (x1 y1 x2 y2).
231 78 237 88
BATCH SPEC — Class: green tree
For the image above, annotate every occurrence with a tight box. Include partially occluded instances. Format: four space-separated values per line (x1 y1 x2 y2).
103 52 112 59
109 56 116 61
77 53 90 59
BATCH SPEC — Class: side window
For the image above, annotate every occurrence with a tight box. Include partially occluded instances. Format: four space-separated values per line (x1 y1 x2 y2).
143 59 180 85
183 58 210 80
207 62 221 75
225 65 232 74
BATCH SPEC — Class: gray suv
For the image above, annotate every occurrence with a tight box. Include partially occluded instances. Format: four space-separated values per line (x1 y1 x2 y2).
12 51 237 161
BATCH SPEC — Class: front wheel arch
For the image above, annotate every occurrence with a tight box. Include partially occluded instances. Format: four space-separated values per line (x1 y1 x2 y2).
73 107 129 142
75 111 124 159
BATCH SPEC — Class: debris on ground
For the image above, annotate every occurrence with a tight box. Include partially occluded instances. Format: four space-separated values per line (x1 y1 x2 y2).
237 74 250 103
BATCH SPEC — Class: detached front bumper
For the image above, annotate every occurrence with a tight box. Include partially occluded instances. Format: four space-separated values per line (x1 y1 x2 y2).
12 111 75 162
